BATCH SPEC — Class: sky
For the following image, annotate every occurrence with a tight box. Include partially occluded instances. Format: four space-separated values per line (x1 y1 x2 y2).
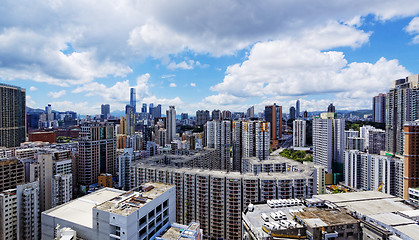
1 1 419 116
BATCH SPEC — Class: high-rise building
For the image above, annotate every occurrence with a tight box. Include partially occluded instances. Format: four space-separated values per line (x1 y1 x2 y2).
141 103 147 113
296 99 300 118
0 158 25 192
0 181 40 240
289 106 296 120
0 83 26 148
125 105 135 136
78 123 116 186
129 88 136 113
344 150 404 197
196 110 210 125
373 93 386 123
118 148 134 191
38 150 73 211
403 121 419 199
119 116 127 135
242 121 270 161
293 120 306 147
222 110 232 120
304 110 308 118
181 113 188 121
386 74 419 154
149 103 154 115
313 112 345 174
211 109 221 121
206 120 232 170
264 104 282 149
166 106 176 143
154 104 162 118
327 103 335 113
100 104 110 119
246 106 254 118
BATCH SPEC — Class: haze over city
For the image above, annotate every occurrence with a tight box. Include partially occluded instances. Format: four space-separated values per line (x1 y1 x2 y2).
1 0 419 114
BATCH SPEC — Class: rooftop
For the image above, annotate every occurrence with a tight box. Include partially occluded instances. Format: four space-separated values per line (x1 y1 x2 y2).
94 182 174 216
43 188 125 228
367 213 416 227
295 208 358 228
394 224 419 239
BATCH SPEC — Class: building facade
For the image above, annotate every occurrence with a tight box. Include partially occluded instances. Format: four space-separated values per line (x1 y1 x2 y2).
0 83 26 148
373 93 386 123
264 104 282 149
293 120 306 147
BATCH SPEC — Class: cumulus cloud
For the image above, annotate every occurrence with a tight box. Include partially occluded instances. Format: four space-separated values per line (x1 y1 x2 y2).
169 82 177 87
48 90 66 98
29 86 37 91
209 40 410 107
26 95 36 108
405 17 419 43
190 82 196 87
167 60 195 70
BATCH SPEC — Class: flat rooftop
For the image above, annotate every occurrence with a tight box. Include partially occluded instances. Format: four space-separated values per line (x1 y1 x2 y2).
314 191 414 216
43 188 125 228
242 202 304 238
367 213 416 227
394 224 419 239
95 182 174 216
295 208 358 228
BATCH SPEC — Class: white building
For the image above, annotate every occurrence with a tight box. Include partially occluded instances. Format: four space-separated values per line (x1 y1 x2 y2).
126 133 142 151
344 150 404 197
0 181 40 240
367 128 386 154
293 119 306 147
42 183 176 240
242 121 270 161
52 173 72 208
206 120 232 170
313 112 345 173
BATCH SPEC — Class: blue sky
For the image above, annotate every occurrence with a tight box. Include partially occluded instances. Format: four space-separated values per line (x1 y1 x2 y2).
1 1 419 115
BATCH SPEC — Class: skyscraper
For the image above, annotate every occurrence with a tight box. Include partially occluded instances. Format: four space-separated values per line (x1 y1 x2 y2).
206 120 232 170
155 104 162 118
372 93 386 123
0 83 26 148
196 110 210 125
166 106 176 143
78 123 116 186
246 106 254 118
129 88 136 113
211 109 221 121
101 104 110 119
386 74 419 154
264 104 282 149
242 121 270 160
313 112 345 174
222 110 232 120
403 121 419 199
149 103 154 117
293 119 306 147
141 103 147 113
289 106 296 120
327 103 335 113
296 99 300 118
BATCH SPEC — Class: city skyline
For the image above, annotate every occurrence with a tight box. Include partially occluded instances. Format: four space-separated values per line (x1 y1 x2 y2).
1 1 419 116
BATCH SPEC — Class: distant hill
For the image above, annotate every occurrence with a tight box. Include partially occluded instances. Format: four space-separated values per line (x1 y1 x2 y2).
26 107 44 113
345 109 373 117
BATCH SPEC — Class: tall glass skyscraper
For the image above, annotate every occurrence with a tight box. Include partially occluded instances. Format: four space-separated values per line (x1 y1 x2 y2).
129 88 136 113
0 83 26 147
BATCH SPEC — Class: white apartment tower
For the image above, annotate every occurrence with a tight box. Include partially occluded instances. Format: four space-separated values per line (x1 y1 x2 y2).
293 119 306 147
166 106 176 143
0 181 40 240
242 121 270 161
38 150 72 211
313 112 345 173
119 148 134 191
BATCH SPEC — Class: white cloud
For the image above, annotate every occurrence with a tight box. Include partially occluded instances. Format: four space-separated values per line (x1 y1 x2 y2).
405 17 419 43
190 82 196 87
167 60 195 70
48 90 66 98
169 82 177 87
26 95 36 108
161 74 176 79
50 101 97 115
209 40 410 109
29 86 37 91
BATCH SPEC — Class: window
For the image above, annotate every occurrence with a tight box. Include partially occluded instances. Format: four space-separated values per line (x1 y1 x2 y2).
156 204 162 213
148 220 155 229
139 216 147 226
148 210 155 219
163 200 168 208
139 227 147 237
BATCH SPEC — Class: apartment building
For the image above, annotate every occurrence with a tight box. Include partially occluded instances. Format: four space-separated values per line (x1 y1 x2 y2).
0 181 40 240
344 150 404 197
130 155 315 239
293 119 306 147
0 158 25 192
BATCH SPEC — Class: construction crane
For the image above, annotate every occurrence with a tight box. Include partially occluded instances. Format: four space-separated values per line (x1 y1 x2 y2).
378 183 384 191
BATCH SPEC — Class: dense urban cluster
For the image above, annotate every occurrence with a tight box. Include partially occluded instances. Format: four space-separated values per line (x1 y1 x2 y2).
1 75 419 240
